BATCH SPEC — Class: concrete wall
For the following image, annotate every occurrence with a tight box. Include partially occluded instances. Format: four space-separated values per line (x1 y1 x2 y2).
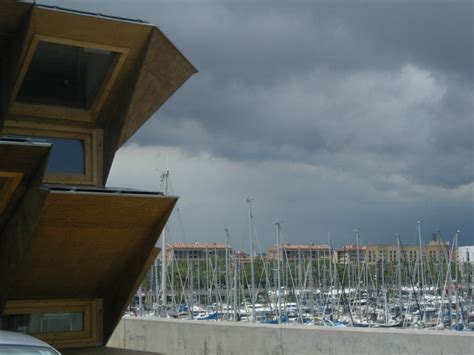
108 317 474 355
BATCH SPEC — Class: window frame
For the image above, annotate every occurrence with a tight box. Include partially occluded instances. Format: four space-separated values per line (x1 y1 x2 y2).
3 122 103 186
10 35 129 122
2 299 102 349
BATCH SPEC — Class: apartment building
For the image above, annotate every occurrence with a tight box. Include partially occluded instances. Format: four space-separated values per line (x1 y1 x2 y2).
167 242 232 261
267 243 331 261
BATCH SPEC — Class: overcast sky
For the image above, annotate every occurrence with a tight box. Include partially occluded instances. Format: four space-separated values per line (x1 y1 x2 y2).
38 0 473 251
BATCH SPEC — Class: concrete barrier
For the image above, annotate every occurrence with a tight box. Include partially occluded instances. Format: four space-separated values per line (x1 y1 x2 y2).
108 317 474 355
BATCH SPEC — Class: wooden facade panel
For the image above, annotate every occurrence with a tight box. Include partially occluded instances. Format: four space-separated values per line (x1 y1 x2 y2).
0 141 50 231
0 141 50 173
36 192 175 228
119 27 197 146
10 191 176 303
0 142 49 313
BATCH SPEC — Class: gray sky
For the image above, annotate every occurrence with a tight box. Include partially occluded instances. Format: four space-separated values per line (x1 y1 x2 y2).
38 0 473 251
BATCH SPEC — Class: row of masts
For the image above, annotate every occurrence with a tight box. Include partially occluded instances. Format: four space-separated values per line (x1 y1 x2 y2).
136 184 472 330
139 228 471 327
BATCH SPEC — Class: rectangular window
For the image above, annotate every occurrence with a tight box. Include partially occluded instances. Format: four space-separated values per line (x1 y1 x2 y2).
3 125 102 186
2 312 84 334
17 42 117 109
1 299 101 349
11 36 128 122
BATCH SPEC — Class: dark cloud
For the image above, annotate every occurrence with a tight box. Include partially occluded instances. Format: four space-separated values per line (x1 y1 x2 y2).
140 64 472 189
104 0 472 190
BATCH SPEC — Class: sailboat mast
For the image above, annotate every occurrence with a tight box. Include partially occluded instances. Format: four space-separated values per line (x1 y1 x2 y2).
247 198 256 322
233 253 238 321
154 258 159 305
160 170 169 307
224 228 231 319
381 249 385 290
417 222 425 290
417 221 426 324
355 229 361 319
276 222 282 323
396 234 402 302
328 232 332 289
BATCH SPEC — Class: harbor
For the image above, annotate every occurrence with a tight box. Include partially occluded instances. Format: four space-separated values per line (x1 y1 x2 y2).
130 197 474 332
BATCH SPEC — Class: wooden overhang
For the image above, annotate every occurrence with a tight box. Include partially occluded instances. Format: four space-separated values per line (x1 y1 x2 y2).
0 138 50 314
8 187 177 344
0 2 197 185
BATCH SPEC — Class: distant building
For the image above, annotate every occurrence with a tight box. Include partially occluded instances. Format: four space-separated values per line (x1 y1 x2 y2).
234 250 250 264
167 242 232 261
267 243 331 261
425 238 450 263
338 234 450 265
337 244 367 264
365 244 418 264
458 246 474 264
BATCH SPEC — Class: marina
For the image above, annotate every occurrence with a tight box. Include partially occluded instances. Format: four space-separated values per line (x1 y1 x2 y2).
131 196 473 332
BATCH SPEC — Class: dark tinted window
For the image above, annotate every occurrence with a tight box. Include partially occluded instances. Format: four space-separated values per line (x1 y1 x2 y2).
1 312 84 333
17 42 116 109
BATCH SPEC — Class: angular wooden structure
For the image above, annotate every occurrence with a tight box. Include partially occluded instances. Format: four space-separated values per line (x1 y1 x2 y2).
0 1 196 351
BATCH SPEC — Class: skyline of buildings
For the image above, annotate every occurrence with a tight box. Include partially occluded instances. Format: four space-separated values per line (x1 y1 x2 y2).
165 236 471 265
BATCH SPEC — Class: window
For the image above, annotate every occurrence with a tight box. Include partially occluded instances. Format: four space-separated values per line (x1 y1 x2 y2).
17 42 117 109
2 312 83 334
1 299 101 349
4 124 103 186
11 36 128 122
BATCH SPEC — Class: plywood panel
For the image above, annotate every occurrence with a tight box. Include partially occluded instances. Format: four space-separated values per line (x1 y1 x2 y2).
11 191 176 301
0 141 50 230
0 141 49 313
9 189 177 344
119 28 197 147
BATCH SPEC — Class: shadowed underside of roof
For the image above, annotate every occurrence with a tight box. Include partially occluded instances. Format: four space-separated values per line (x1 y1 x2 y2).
9 190 176 341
